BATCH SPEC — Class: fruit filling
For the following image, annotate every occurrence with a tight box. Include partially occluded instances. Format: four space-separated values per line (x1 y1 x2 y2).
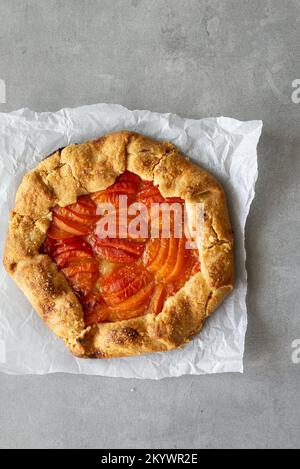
42 171 200 326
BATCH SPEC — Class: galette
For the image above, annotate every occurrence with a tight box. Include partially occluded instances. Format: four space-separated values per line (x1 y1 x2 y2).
3 131 234 358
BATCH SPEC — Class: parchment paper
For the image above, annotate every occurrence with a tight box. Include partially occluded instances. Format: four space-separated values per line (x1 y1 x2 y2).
0 104 262 378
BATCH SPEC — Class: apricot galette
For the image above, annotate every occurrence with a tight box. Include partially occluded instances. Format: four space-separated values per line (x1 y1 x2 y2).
3 131 234 359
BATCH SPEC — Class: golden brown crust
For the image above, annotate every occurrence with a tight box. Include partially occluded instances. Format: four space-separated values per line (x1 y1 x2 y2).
13 255 84 342
3 131 235 359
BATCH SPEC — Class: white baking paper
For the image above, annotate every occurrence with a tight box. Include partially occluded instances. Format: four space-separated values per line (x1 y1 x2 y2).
0 104 262 378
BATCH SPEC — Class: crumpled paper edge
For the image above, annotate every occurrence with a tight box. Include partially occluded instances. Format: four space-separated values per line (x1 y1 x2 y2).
0 104 262 378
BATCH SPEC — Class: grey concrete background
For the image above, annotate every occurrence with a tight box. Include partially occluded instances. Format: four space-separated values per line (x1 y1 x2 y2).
0 0 299 449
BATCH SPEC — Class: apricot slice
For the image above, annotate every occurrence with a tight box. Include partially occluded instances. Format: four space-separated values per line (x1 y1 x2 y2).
69 196 98 216
47 225 74 240
59 208 99 225
156 237 179 281
91 235 145 264
54 238 92 256
62 259 99 278
108 281 155 312
143 238 161 266
149 284 166 315
44 237 100 297
103 271 152 306
92 172 141 207
138 182 164 205
67 272 99 296
52 197 99 237
56 250 92 268
99 264 155 320
107 304 148 322
165 236 186 282
93 245 138 263
92 237 145 256
138 181 185 207
44 237 92 262
147 238 169 273
53 214 90 236
105 171 141 194
83 292 109 326
101 265 139 294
